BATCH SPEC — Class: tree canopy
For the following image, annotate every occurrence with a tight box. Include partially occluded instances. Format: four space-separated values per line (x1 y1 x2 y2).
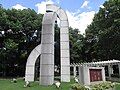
85 0 120 61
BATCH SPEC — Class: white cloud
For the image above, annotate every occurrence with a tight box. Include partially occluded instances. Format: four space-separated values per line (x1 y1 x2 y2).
35 0 54 14
35 0 95 34
81 1 89 8
66 10 95 34
12 4 27 10
100 5 105 9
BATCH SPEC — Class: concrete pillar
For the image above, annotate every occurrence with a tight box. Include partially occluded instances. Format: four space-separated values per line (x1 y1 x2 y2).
108 64 113 79
102 67 106 81
73 66 76 77
60 20 70 82
40 12 56 85
118 64 120 76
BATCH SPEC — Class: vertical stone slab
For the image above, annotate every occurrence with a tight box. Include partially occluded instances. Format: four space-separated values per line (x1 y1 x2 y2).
108 64 112 79
73 66 76 77
118 64 120 76
60 20 70 82
102 67 106 82
40 12 56 85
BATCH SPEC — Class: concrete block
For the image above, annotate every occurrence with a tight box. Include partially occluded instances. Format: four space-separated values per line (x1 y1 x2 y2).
25 75 34 81
60 27 69 34
40 76 54 85
61 57 70 65
61 75 70 82
61 41 69 50
41 44 54 54
40 65 54 75
41 34 54 44
61 50 69 58
41 54 54 64
61 66 70 74
42 24 54 34
60 34 69 42
60 20 69 27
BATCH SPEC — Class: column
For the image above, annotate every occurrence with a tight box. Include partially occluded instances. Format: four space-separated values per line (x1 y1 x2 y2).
60 20 70 82
108 64 113 79
118 64 120 76
40 12 56 85
73 66 76 77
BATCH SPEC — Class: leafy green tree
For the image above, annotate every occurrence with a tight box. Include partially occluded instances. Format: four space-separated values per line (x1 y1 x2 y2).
0 8 43 77
69 27 85 63
85 0 120 61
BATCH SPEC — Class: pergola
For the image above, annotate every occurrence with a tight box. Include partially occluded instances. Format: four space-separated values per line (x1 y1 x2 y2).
70 59 120 79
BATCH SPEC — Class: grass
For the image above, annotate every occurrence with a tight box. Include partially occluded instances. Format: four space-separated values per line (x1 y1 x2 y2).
0 78 74 90
0 78 120 90
115 83 120 90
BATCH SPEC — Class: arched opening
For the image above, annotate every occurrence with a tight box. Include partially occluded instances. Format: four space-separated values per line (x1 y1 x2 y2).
34 55 40 81
25 44 41 82
46 4 70 83
54 18 61 81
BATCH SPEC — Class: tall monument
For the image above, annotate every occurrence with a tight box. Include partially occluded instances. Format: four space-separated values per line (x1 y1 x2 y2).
25 4 70 86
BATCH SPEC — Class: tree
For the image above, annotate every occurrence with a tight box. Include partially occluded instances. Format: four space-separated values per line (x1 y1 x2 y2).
0 8 43 77
69 27 85 63
85 0 120 61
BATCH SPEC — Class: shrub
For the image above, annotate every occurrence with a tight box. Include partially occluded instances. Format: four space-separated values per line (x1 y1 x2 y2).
70 82 115 90
71 83 88 90
90 81 115 90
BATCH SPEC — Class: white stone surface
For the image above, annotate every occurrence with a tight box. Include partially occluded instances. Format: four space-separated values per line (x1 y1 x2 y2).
41 44 54 54
25 44 41 81
73 66 77 77
60 34 69 42
41 54 54 64
41 34 54 44
46 4 70 82
40 12 56 85
60 20 69 27
61 58 70 65
61 41 69 50
60 27 69 34
61 50 69 58
42 25 54 34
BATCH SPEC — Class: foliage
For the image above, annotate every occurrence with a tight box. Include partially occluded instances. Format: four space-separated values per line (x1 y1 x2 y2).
90 81 115 90
69 27 85 63
71 83 88 90
71 82 115 90
85 0 120 61
0 7 43 77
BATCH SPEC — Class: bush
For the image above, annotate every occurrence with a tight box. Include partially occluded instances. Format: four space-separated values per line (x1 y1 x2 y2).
70 82 115 90
90 81 115 90
71 83 88 90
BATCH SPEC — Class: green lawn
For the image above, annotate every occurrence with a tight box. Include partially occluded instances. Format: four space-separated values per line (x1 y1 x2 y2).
115 83 120 90
0 78 74 90
0 78 120 90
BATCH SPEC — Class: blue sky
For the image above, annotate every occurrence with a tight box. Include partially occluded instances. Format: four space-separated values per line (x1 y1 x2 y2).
0 0 106 34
